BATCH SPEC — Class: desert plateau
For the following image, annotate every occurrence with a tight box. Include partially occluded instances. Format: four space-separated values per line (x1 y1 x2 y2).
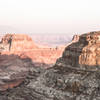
0 0 100 99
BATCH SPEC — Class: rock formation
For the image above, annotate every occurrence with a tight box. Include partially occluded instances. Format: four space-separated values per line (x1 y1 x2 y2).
1 31 100 100
0 54 32 91
59 31 100 68
72 34 79 42
0 34 64 67
0 34 38 52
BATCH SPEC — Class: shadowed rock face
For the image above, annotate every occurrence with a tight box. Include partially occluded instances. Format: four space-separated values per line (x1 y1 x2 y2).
56 31 100 69
57 33 88 67
56 32 100 67
0 54 34 91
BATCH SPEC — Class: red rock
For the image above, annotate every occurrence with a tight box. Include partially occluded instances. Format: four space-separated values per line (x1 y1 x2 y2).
0 34 65 67
1 34 38 52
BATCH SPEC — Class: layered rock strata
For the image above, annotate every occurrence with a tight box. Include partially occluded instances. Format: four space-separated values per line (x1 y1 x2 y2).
0 34 64 66
0 34 38 52
1 31 100 100
56 31 100 69
0 54 32 91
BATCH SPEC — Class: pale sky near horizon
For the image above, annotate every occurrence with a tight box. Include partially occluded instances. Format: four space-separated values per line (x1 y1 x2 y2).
0 0 100 34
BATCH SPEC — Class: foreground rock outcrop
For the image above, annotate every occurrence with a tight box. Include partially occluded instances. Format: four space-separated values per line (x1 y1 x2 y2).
1 31 100 100
0 54 32 91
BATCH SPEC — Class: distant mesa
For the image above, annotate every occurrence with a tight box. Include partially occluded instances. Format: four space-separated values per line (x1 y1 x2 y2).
0 33 65 67
0 33 38 52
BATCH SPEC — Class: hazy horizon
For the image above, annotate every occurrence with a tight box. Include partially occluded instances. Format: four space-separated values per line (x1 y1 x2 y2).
0 0 100 34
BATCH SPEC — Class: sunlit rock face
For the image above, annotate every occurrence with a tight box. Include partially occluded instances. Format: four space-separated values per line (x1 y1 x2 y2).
0 34 38 52
79 31 100 66
0 34 65 67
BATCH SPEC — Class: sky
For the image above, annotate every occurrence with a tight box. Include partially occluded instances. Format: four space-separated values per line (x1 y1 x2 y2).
0 0 100 34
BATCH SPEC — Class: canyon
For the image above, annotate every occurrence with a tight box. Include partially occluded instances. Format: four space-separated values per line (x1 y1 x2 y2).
0 33 65 91
1 31 100 100
0 34 65 67
30 33 73 47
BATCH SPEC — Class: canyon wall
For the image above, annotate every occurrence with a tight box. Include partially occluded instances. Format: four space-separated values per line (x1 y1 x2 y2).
0 33 65 67
0 54 31 91
1 31 100 99
1 34 38 51
56 31 100 69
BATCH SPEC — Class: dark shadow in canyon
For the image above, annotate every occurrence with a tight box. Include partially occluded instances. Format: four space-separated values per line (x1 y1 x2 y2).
62 34 88 67
0 54 47 92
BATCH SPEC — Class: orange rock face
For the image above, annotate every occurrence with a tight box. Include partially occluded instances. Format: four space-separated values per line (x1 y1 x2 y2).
0 34 65 67
1 34 38 52
20 48 64 67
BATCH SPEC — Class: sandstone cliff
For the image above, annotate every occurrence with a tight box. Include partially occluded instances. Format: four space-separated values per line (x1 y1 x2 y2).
0 34 38 52
0 34 64 67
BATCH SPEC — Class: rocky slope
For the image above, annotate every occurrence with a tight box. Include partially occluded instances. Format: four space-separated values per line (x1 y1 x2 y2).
1 31 100 100
0 54 32 91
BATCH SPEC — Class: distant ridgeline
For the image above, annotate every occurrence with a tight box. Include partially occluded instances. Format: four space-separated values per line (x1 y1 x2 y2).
30 33 73 47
